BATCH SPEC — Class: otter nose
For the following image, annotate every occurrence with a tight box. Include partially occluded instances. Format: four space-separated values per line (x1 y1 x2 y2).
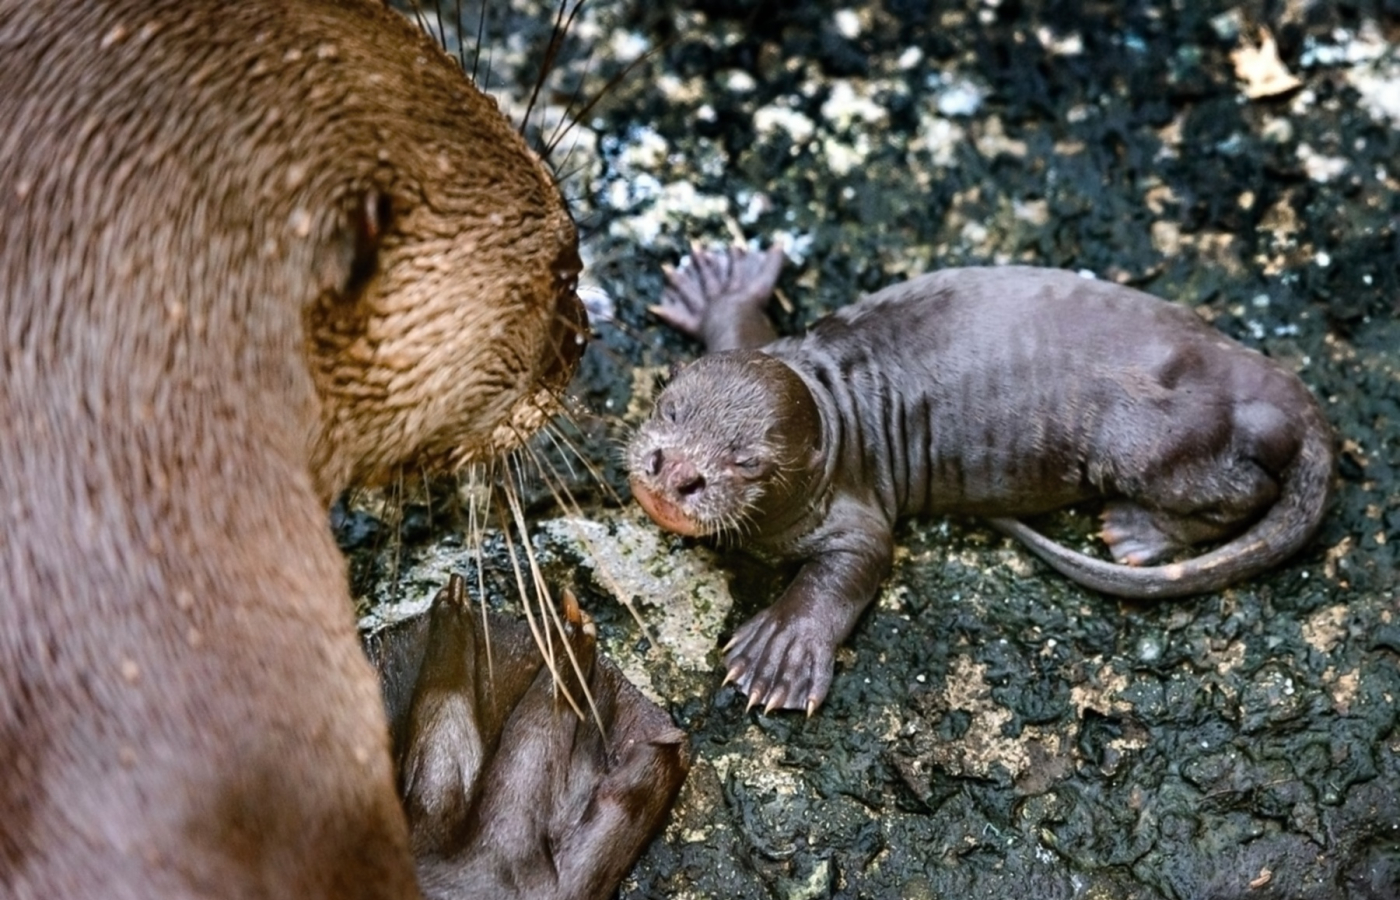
646 448 664 477
668 459 706 497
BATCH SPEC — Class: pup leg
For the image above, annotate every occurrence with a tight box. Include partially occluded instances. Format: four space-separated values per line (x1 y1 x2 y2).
1100 386 1298 565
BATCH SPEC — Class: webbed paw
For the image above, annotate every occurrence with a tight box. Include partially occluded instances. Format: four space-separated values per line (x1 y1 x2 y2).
1100 501 1182 566
649 242 785 338
365 576 689 900
722 604 838 716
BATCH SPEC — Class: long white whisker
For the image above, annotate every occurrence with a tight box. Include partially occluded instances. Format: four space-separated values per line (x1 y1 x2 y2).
534 401 623 506
496 474 584 721
465 462 495 688
504 452 599 728
523 427 654 642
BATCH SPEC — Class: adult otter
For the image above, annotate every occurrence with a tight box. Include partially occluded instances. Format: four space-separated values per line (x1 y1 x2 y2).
0 1 684 897
627 245 1334 714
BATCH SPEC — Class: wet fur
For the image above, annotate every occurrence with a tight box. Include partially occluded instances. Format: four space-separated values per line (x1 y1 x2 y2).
0 1 674 897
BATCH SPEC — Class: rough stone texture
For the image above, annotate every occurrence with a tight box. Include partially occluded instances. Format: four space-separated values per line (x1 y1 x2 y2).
355 1 1400 897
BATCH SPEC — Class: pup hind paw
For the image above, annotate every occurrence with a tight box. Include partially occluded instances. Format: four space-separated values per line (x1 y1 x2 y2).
1099 501 1181 566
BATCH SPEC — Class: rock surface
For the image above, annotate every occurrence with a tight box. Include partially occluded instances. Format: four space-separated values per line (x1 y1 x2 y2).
357 2 1400 897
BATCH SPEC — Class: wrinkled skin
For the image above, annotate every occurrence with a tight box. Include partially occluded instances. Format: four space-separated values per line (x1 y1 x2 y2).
0 1 674 898
629 245 1333 715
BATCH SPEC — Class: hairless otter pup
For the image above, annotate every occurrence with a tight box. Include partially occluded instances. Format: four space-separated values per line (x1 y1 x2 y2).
627 245 1334 715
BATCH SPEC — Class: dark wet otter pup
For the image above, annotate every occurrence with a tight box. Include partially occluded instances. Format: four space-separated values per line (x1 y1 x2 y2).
2 1 683 897
628 245 1334 715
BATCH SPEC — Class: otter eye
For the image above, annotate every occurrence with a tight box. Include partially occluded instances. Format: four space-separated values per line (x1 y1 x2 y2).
658 398 678 422
735 456 761 471
334 188 392 302
552 242 583 295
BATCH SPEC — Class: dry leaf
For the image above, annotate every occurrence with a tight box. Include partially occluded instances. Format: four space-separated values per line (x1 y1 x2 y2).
1231 29 1303 99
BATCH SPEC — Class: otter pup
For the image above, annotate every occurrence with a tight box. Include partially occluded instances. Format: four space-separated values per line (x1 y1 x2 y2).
628 245 1334 715
1 1 681 897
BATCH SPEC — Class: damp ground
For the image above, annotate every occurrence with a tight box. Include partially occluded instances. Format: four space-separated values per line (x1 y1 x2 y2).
355 2 1400 897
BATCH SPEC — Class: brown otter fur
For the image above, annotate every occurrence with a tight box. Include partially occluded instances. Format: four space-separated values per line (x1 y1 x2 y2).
0 1 678 897
366 575 689 898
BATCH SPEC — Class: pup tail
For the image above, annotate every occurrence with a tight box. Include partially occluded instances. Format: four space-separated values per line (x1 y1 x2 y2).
989 407 1335 600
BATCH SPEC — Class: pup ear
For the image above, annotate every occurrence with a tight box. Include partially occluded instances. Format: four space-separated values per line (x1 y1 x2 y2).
316 188 392 302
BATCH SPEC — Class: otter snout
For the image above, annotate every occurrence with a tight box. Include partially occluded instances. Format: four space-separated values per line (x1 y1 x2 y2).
644 448 707 498
628 438 709 537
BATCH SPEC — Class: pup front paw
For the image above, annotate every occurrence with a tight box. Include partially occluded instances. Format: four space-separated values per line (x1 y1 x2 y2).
722 604 838 716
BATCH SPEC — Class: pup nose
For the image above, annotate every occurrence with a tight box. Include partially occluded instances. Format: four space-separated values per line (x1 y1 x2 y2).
669 460 706 497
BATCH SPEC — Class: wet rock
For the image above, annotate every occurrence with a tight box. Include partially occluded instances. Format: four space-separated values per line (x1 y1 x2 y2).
353 0 1400 897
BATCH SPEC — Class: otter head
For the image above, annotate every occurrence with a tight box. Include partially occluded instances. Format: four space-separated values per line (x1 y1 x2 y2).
627 351 823 542
294 6 588 499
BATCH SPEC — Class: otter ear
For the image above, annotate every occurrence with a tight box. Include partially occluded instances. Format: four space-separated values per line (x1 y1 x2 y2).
317 188 392 302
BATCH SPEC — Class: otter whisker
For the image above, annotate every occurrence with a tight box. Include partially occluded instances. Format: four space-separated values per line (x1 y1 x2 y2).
496 477 583 721
545 54 597 174
509 437 625 743
765 468 794 500
569 207 611 245
405 2 433 52
529 399 622 506
523 427 654 642
536 421 581 482
453 0 468 75
506 449 569 674
464 462 496 687
472 10 498 95
502 453 554 673
388 469 407 601
521 0 582 144
409 1 449 66
543 39 670 160
470 0 492 86
551 153 595 196
606 424 637 455
539 414 624 507
556 388 609 425
718 504 760 548
504 456 604 732
721 512 747 548
418 460 435 533
737 502 762 536
557 403 631 452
